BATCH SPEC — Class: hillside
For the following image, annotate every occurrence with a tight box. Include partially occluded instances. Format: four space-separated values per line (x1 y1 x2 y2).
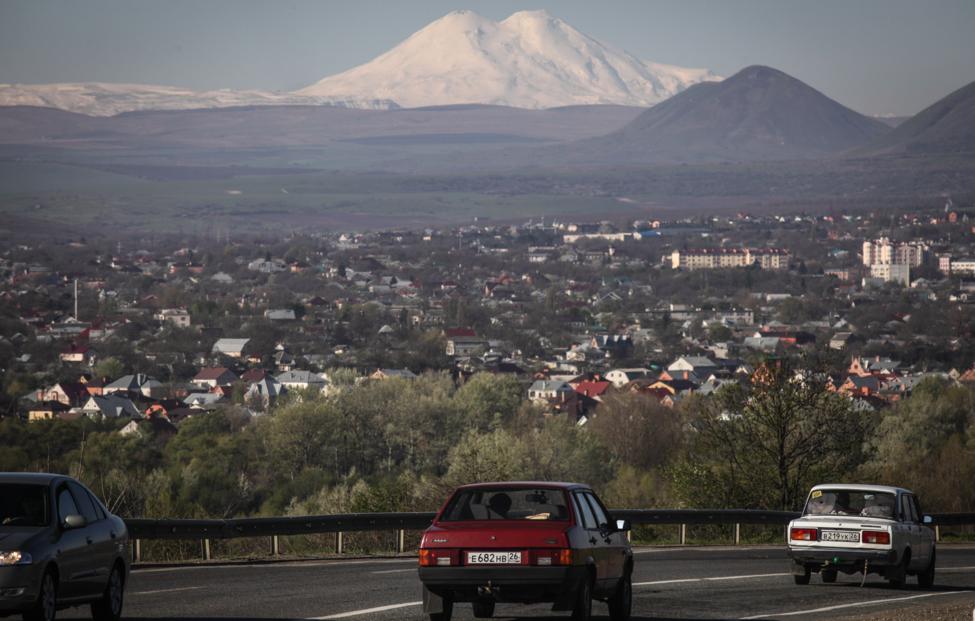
855 79 975 156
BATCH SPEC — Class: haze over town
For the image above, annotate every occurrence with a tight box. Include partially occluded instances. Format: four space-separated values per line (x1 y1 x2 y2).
1 2 975 619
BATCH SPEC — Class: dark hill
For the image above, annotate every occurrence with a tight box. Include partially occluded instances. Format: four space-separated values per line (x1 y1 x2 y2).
854 79 975 156
569 65 891 164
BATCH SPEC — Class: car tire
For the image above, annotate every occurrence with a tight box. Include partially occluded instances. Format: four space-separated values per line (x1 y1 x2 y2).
428 598 452 621
24 570 57 621
608 570 632 621
91 564 124 621
793 571 811 585
472 600 495 618
821 569 837 584
917 549 936 588
572 573 593 621
888 550 910 588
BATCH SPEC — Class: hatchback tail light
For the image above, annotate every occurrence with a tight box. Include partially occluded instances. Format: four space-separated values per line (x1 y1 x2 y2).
861 530 890 545
790 528 818 542
532 549 573 566
419 548 455 566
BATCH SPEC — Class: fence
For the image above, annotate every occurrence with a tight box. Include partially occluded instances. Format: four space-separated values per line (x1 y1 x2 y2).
124 510 975 562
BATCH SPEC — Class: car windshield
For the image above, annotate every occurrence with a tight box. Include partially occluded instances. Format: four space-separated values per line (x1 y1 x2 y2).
440 487 571 521
0 484 51 527
803 489 896 518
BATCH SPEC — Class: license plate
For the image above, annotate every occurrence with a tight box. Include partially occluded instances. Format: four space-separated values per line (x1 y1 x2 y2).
820 529 860 543
466 551 522 565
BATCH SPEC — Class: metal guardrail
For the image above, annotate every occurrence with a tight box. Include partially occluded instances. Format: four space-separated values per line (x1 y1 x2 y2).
124 510 975 562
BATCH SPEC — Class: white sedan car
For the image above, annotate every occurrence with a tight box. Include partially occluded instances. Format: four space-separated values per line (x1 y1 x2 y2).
787 484 935 587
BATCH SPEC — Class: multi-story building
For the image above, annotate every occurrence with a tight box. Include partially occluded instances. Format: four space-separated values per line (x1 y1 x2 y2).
939 255 975 276
862 237 927 267
671 248 790 270
870 263 911 285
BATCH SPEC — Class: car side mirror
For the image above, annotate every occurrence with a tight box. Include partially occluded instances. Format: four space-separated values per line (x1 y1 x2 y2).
922 515 933 525
615 519 631 532
63 514 87 530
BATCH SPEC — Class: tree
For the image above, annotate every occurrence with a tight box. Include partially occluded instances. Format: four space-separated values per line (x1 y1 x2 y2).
674 360 865 510
589 393 683 472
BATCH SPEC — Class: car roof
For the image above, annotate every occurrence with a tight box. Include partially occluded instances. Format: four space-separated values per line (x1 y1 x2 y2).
810 483 912 495
454 481 590 491
0 472 70 485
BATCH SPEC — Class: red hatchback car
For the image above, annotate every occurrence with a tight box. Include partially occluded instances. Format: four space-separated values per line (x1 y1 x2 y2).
418 481 632 621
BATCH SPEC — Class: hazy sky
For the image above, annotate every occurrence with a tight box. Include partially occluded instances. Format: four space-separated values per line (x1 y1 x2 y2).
1 0 973 115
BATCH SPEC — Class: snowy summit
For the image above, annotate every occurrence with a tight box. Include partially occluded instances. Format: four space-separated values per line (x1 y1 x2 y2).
297 9 720 109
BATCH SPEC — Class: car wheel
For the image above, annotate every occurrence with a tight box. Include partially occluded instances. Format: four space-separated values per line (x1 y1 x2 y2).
887 550 910 588
917 549 936 588
24 571 57 621
821 569 837 584
472 600 495 618
608 570 632 621
428 597 452 621
91 564 124 621
572 573 594 621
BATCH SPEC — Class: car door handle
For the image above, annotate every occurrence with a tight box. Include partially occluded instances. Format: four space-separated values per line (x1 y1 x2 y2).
86 537 94 545
110 532 117 539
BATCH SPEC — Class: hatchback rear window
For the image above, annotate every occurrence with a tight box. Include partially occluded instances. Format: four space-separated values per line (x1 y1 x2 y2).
440 487 571 521
0 484 50 527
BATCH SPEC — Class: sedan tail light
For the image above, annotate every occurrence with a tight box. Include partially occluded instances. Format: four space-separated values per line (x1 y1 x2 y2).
861 530 890 545
532 549 573 566
790 528 818 542
419 548 455 566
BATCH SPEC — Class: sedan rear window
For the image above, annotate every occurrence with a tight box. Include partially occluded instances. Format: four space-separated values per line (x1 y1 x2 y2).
440 487 571 521
0 484 50 527
803 489 896 518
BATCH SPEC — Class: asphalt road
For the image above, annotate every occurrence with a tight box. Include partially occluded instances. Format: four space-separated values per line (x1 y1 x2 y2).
55 545 975 621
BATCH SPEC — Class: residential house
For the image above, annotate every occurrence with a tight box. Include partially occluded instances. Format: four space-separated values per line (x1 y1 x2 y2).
605 368 652 388
192 367 239 389
276 370 329 391
446 336 489 357
79 394 141 419
59 343 96 364
370 368 417 381
245 376 286 410
212 338 251 358
527 380 579 416
34 382 89 407
156 308 191 328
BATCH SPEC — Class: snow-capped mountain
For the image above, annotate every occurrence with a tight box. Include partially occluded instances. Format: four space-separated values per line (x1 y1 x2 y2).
0 82 396 117
298 10 719 109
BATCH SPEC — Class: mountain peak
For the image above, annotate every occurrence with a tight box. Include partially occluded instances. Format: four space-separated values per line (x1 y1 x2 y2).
502 9 558 24
296 10 719 109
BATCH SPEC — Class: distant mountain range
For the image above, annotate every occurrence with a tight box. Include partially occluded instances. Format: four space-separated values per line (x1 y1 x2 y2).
297 9 719 109
0 82 396 117
560 65 893 164
0 10 718 116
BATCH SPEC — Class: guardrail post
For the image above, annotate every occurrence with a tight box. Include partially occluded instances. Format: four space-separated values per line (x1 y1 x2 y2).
734 523 741 545
336 531 344 555
679 524 687 545
270 535 280 556
202 538 211 561
133 539 142 563
935 525 940 542
397 529 406 554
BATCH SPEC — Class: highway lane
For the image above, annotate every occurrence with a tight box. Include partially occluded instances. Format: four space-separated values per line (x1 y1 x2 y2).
54 545 975 621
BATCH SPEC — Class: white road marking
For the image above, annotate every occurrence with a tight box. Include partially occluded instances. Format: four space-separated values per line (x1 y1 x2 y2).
941 565 975 572
371 568 417 574
634 572 788 587
310 601 422 619
742 590 973 619
135 558 416 574
130 586 205 596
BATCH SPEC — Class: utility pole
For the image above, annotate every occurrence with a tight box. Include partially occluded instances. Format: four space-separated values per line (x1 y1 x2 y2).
74 278 79 320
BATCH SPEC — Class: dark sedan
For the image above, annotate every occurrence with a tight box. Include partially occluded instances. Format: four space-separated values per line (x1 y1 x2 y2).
0 473 129 621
